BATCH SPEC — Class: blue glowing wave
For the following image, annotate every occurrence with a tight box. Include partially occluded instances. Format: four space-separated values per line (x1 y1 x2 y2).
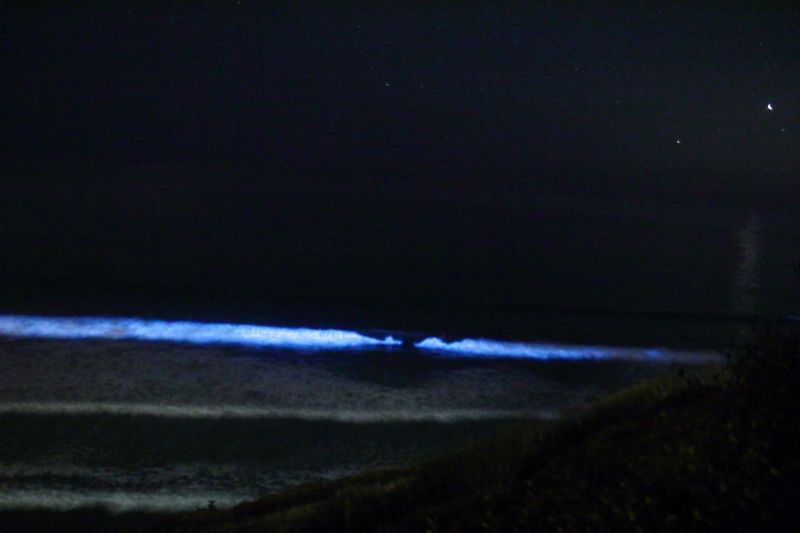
415 337 720 363
0 315 401 350
0 314 720 362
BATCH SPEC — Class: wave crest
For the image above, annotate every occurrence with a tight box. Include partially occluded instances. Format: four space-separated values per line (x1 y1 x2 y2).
0 315 400 350
415 337 719 363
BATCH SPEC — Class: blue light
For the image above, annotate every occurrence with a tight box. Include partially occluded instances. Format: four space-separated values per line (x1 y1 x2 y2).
415 337 719 363
0 314 720 363
0 315 401 350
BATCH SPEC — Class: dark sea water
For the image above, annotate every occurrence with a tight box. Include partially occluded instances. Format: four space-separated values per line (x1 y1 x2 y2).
0 194 796 521
0 333 710 516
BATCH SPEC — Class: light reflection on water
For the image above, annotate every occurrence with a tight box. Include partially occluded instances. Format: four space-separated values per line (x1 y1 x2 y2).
732 212 761 317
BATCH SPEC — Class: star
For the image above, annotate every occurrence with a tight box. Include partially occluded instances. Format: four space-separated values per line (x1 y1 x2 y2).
676 139 681 144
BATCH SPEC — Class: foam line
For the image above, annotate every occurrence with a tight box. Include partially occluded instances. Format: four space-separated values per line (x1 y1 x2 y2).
0 488 246 513
415 337 720 363
0 315 400 350
0 401 546 423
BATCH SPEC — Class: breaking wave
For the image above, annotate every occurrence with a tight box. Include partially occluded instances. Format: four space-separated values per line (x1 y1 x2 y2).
0 313 722 363
415 337 720 363
0 315 400 350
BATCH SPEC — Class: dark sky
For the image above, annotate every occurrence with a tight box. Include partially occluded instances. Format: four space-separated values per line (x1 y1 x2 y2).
3 3 799 175
0 3 798 320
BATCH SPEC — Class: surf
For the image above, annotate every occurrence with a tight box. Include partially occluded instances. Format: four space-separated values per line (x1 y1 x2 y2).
0 314 401 350
0 313 721 363
0 401 546 422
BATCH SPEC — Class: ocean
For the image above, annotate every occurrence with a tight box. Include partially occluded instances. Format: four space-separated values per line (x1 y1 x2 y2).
0 320 716 516
0 195 796 524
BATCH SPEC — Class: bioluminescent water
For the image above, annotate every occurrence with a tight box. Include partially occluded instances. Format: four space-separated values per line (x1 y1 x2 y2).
415 337 720 363
0 312 723 515
0 314 400 350
0 314 718 362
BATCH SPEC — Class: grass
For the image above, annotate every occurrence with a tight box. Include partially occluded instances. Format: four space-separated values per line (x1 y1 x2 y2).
152 331 800 532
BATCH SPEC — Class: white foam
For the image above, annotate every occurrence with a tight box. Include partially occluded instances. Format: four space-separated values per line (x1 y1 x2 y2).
0 488 246 513
0 401 545 423
0 315 400 350
415 337 720 363
0 461 376 496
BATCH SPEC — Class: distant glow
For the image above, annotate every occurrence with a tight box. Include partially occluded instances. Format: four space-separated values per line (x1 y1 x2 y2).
732 214 761 316
0 315 400 350
767 103 773 111
415 337 719 363
676 139 681 144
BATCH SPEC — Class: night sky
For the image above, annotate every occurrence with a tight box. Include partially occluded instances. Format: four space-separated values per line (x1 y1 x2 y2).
1 3 798 324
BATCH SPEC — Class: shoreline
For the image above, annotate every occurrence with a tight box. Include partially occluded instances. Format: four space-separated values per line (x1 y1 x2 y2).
149 332 799 531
